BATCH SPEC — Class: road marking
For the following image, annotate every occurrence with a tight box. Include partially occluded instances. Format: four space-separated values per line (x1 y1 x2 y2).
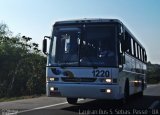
147 84 160 88
147 85 157 88
148 100 160 109
11 99 84 114
8 102 68 115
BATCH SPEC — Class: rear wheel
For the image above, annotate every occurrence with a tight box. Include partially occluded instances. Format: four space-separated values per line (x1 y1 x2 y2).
66 97 78 104
137 79 144 97
123 79 130 103
137 91 143 97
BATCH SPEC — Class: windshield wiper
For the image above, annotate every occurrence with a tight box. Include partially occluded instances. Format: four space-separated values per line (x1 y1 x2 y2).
60 62 79 67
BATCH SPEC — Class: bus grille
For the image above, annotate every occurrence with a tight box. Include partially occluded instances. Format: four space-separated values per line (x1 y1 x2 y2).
61 77 97 82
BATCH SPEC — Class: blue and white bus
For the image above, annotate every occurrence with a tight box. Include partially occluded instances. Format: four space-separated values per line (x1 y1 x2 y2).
43 19 147 104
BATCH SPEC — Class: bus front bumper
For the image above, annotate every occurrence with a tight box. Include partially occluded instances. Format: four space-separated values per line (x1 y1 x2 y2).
46 83 123 100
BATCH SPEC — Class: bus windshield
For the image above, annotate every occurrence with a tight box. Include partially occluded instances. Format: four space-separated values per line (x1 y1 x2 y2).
50 25 117 67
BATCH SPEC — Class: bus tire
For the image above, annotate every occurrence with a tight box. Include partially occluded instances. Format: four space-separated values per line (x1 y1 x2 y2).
123 79 129 103
67 97 78 104
137 79 144 97
137 91 143 97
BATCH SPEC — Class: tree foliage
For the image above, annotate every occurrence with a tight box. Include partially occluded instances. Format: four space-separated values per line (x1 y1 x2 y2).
0 23 46 97
146 62 160 84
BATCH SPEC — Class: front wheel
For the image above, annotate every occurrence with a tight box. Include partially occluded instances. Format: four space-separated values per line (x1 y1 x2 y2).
66 97 78 104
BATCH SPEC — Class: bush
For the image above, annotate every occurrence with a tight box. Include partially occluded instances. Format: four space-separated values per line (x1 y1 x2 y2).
0 23 46 97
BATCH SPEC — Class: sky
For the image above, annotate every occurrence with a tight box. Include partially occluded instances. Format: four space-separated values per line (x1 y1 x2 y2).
0 0 160 64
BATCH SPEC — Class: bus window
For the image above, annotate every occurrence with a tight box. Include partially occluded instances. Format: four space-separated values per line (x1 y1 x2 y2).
119 42 122 54
125 32 131 54
144 50 147 62
138 45 141 59
133 41 136 57
131 38 134 55
54 28 80 65
141 48 143 61
135 42 138 58
80 25 117 67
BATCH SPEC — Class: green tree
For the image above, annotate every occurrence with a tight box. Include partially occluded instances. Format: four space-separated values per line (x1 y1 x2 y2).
147 62 160 84
0 23 46 97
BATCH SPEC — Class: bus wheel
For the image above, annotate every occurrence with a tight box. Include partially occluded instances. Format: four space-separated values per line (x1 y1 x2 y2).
137 79 144 97
67 97 78 104
123 79 129 103
137 91 143 97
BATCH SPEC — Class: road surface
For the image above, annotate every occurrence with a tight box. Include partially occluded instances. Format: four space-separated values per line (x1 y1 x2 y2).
0 84 160 115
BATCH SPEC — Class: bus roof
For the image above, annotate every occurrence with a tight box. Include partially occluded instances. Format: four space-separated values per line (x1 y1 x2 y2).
54 18 122 25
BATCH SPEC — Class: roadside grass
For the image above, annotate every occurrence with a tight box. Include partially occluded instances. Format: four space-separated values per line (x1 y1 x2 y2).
0 94 45 102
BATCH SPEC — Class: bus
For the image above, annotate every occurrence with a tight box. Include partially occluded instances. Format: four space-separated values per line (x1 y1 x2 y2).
42 19 147 104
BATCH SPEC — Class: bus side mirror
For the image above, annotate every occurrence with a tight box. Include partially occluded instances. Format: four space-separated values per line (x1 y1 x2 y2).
43 36 51 55
43 38 47 55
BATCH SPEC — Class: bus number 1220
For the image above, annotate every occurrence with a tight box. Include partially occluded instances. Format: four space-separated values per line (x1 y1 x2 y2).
92 70 109 77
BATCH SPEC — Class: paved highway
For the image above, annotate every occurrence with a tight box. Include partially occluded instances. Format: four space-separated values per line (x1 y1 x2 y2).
0 84 160 115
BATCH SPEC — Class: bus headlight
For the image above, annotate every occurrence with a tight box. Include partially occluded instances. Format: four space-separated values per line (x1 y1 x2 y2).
47 77 59 82
50 87 54 91
49 78 55 81
105 78 112 83
105 89 112 93
50 87 58 92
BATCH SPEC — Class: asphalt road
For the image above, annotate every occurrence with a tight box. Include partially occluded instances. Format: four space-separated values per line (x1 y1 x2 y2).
0 84 160 115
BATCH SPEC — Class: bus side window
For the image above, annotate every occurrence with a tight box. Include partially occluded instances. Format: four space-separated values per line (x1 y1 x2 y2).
133 41 136 57
118 41 124 65
141 48 143 61
135 42 138 58
119 41 122 54
138 45 141 59
125 32 131 54
144 51 147 62
131 38 134 56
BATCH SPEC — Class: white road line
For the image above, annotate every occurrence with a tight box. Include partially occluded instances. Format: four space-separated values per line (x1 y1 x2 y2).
147 84 158 88
148 100 160 109
11 99 84 114
147 83 160 88
15 101 68 114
